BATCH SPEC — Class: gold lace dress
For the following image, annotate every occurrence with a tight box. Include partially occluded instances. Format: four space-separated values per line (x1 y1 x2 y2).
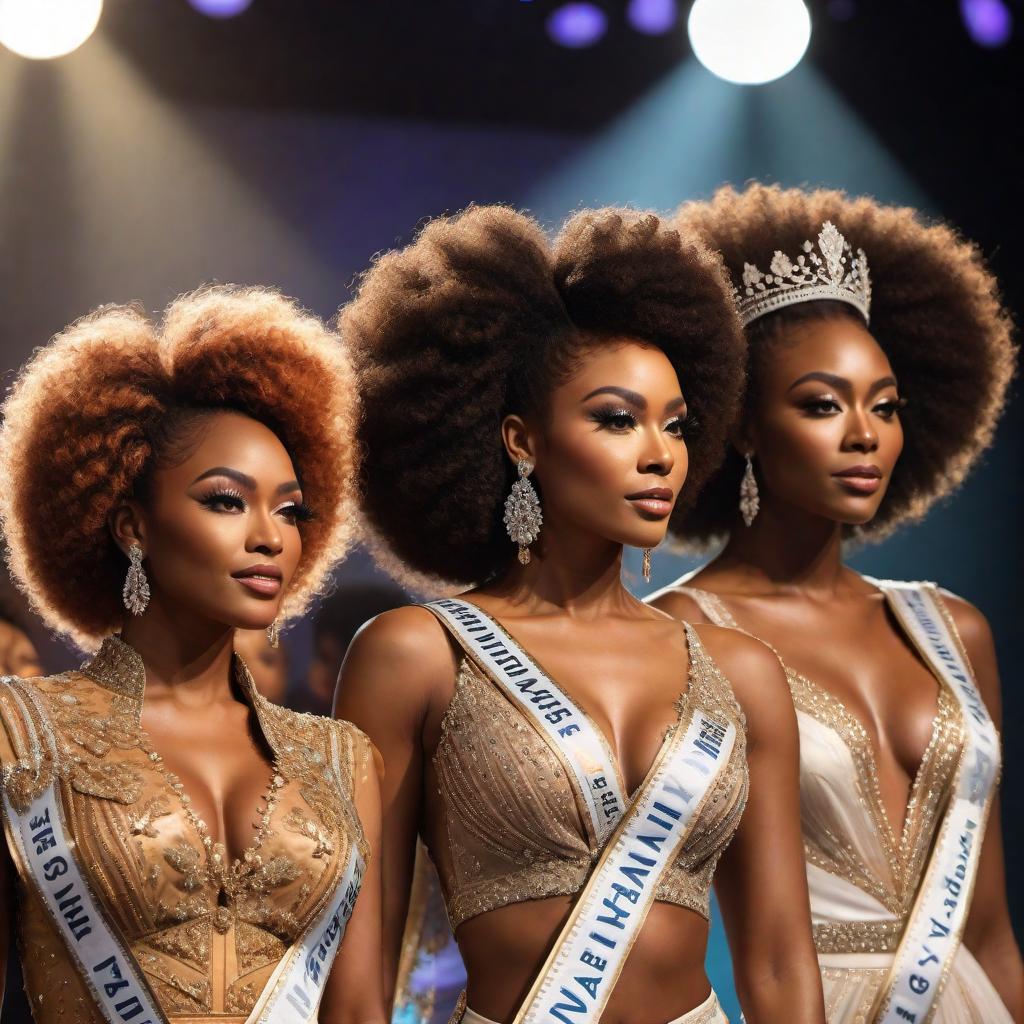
0 636 372 1023
678 586 1010 1024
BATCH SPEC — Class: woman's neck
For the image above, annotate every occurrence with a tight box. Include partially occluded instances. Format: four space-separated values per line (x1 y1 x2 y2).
484 518 641 620
118 596 237 706
712 499 855 598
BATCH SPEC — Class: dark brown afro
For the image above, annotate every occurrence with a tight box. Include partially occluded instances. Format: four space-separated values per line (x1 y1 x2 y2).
342 204 744 588
673 183 1016 545
0 285 359 649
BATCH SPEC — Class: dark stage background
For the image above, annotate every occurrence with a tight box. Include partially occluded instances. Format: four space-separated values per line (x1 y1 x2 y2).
0 2 1021 1020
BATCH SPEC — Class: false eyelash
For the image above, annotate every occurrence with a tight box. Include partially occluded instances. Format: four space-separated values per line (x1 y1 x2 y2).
677 413 699 438
282 502 315 523
198 488 246 509
588 406 637 428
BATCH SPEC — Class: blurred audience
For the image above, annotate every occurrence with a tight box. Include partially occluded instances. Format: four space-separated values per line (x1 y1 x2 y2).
234 627 290 704
0 578 43 679
304 581 408 715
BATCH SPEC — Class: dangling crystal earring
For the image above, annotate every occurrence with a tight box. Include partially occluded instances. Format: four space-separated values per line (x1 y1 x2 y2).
122 544 150 615
642 548 652 583
503 458 543 565
739 453 760 527
267 618 280 649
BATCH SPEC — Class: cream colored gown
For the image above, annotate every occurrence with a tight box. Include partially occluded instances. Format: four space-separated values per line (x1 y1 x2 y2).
677 585 1011 1024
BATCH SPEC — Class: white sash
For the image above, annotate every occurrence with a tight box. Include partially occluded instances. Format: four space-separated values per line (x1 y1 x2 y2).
246 847 365 1023
515 709 736 1024
0 679 366 1024
425 601 736 1024
871 582 1000 1024
0 679 166 1024
426 599 625 842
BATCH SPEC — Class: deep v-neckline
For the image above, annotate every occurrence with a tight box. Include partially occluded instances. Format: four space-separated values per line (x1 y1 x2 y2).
460 602 695 801
136 716 283 871
84 635 284 872
684 584 953 872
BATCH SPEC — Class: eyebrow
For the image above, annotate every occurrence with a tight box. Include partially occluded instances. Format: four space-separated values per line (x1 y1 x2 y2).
787 372 898 396
191 467 301 496
581 386 686 413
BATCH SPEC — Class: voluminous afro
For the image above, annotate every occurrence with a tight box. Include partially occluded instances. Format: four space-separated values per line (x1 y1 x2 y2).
0 285 359 649
673 183 1016 544
342 204 745 588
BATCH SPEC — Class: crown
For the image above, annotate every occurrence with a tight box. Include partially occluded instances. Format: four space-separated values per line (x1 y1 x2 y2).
735 221 871 326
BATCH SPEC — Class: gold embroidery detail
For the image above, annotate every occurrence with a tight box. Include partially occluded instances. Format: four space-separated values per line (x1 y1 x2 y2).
813 917 904 954
432 622 748 928
0 640 367 1022
285 806 336 859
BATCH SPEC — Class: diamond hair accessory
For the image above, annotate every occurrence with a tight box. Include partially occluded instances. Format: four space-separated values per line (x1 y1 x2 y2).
122 544 150 616
504 458 543 566
736 221 871 327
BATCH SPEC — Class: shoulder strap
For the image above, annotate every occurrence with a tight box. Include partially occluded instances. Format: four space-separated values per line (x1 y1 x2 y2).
870 582 1000 1024
645 573 739 630
423 598 625 844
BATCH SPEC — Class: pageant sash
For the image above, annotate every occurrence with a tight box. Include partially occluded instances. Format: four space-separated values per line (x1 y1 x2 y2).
0 679 166 1024
514 703 736 1024
246 847 364 1023
247 721 366 1024
425 599 625 842
871 582 1000 1024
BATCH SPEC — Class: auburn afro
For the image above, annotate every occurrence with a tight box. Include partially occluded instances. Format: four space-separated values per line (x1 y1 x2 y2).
673 183 1016 544
0 285 359 648
342 204 745 588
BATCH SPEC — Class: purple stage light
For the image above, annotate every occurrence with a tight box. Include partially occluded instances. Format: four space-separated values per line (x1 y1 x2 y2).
627 0 678 35
188 0 253 18
546 3 608 48
960 0 1012 47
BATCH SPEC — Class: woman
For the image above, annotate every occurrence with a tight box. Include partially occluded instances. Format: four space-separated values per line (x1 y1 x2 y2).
0 286 386 1024
335 205 826 1023
651 184 1021 1022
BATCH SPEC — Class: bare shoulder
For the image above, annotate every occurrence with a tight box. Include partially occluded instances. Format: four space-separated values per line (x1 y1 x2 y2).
937 588 994 653
690 622 793 729
647 585 711 624
338 604 458 712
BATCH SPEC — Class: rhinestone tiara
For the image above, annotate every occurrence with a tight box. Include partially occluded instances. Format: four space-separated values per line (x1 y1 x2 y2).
735 220 871 327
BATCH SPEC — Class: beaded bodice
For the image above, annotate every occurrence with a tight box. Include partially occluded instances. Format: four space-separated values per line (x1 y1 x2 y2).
676 585 968 956
429 622 748 930
0 637 371 1023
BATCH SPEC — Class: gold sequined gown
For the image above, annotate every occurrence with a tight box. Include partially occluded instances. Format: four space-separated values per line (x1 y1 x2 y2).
417 617 748 1024
0 636 372 1023
677 586 1011 1024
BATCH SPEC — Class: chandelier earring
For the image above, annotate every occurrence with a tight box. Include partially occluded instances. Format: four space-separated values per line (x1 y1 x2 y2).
642 548 652 583
267 618 281 649
739 453 760 527
503 458 543 565
122 543 150 615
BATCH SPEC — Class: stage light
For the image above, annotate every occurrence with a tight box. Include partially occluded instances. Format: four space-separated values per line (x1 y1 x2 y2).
0 0 102 60
188 0 253 16
688 0 811 85
627 0 678 35
547 3 608 48
960 0 1012 47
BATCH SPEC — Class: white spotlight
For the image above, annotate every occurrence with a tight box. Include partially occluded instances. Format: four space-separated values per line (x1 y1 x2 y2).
0 0 103 60
688 0 811 85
